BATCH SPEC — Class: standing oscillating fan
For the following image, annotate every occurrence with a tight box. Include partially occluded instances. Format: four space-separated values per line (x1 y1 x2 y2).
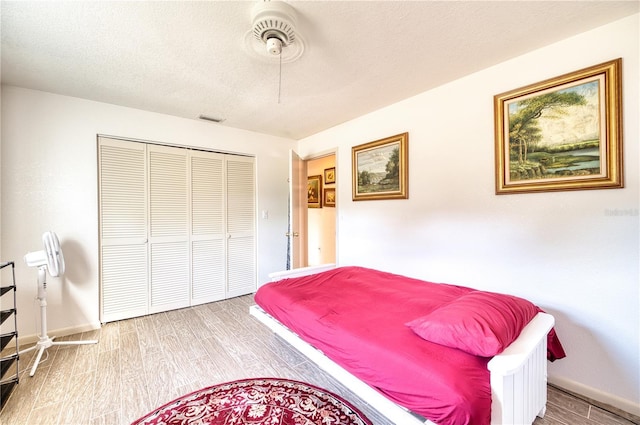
19 231 97 377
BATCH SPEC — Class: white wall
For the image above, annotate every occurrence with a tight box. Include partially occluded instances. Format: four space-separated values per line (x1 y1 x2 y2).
0 86 295 337
298 15 639 415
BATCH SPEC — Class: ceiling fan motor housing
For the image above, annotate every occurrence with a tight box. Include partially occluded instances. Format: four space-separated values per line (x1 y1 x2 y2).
252 1 298 54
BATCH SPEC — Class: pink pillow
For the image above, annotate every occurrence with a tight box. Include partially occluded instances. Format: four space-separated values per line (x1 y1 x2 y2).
406 291 539 357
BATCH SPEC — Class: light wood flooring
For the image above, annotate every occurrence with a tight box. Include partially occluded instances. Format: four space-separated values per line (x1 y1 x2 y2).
1 295 638 425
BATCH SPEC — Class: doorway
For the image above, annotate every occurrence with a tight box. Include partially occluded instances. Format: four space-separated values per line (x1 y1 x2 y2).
306 154 336 266
287 151 337 269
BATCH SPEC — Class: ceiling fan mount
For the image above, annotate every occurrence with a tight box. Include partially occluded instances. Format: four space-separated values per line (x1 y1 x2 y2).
244 1 305 63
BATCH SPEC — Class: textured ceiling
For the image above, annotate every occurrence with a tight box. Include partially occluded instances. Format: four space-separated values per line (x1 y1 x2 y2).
1 1 638 140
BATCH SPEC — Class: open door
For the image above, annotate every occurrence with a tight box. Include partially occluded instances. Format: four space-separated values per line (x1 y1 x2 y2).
288 150 307 269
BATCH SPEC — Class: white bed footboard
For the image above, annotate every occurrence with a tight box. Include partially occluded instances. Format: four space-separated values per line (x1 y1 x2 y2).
255 265 554 425
488 312 554 424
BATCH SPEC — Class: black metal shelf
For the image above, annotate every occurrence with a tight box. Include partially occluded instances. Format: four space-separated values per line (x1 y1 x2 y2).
0 309 16 327
0 332 17 353
0 377 18 410
0 354 17 377
0 261 18 411
0 286 15 297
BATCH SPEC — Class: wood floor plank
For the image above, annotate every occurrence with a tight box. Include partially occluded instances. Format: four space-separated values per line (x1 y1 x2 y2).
248 337 303 372
206 316 241 342
13 346 36 379
121 375 152 425
19 345 57 377
260 333 309 367
169 319 209 360
82 328 101 341
164 306 192 322
58 371 96 425
98 321 120 352
149 311 173 336
158 328 189 362
545 401 600 425
199 336 246 383
0 364 51 424
140 347 181 408
212 307 247 334
240 311 274 337
194 303 224 323
117 317 137 335
157 332 192 388
208 325 261 365
70 338 100 375
119 329 144 380
588 406 638 425
185 355 230 385
27 400 63 424
134 315 162 357
175 380 207 396
184 309 220 340
90 411 121 425
533 416 567 425
90 349 121 420
547 384 591 417
35 345 76 406
198 300 225 314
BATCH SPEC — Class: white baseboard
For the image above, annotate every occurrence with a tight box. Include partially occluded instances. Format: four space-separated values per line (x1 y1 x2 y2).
10 322 102 349
549 376 640 417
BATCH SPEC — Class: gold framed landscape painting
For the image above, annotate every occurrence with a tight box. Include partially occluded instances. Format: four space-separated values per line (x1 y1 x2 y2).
494 58 623 194
352 132 408 201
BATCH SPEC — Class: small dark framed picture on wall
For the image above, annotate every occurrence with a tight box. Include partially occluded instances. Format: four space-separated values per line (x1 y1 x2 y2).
324 188 336 207
307 175 322 208
324 167 336 184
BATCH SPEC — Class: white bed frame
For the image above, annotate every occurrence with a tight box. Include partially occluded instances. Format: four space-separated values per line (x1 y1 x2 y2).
250 264 555 425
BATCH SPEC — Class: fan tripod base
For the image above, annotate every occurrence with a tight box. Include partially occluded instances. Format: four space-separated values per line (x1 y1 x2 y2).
19 267 98 377
19 335 98 377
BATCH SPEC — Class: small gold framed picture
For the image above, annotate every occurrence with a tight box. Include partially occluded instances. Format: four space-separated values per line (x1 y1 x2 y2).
324 188 335 207
324 167 336 184
307 175 322 208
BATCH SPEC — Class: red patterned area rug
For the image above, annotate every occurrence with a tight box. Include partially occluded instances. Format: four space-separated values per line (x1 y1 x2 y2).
131 378 373 425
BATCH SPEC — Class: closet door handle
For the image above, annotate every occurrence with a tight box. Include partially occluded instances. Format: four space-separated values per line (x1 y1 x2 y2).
285 232 299 237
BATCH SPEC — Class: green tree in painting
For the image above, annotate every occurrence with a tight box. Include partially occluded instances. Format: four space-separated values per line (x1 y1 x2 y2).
509 91 586 164
384 147 400 180
358 170 371 186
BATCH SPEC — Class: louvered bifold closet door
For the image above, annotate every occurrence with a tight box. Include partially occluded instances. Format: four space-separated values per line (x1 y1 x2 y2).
98 137 149 323
191 151 226 304
226 156 256 297
148 145 190 313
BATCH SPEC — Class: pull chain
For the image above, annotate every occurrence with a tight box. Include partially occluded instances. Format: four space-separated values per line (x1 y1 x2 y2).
278 52 282 104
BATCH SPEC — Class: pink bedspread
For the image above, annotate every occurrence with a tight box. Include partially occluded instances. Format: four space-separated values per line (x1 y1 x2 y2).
254 266 564 425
